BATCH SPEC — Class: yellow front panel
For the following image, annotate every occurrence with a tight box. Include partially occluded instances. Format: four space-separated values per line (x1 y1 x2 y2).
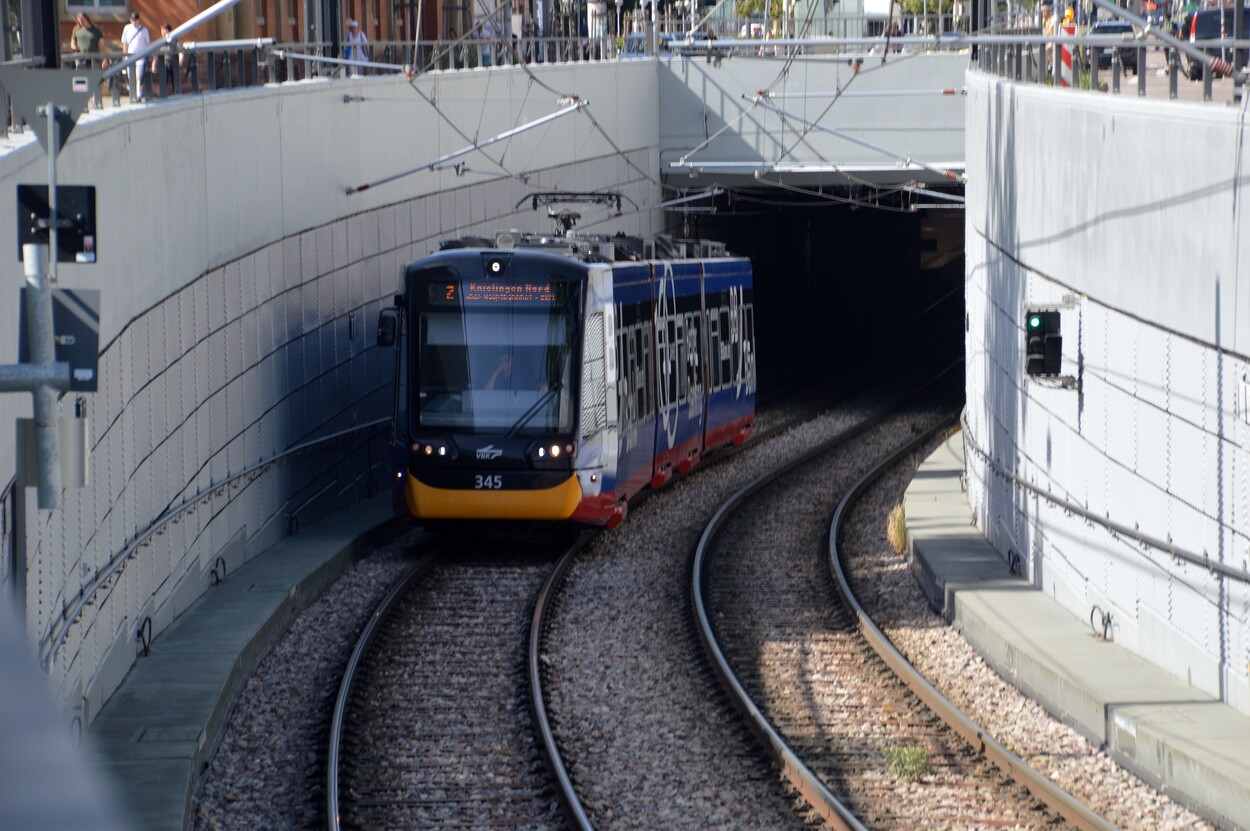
405 474 584 520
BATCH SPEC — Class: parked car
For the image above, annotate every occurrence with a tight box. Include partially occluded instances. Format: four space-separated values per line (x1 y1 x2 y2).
1183 6 1250 80
1089 20 1138 74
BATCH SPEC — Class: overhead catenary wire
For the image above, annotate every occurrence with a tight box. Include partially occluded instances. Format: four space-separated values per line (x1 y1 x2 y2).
346 99 586 194
753 96 965 182
748 176 917 212
672 9 939 198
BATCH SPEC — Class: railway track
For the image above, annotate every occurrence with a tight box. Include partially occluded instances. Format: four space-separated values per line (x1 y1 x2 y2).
321 378 885 831
327 530 583 831
535 385 953 827
692 392 1117 830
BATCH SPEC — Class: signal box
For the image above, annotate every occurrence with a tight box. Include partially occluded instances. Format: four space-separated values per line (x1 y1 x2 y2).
1025 310 1062 377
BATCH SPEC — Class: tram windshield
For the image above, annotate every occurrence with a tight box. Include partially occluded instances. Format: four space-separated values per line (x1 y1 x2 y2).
413 275 580 435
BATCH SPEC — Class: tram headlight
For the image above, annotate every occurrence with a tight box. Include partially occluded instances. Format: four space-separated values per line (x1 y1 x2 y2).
410 438 457 462
528 440 575 467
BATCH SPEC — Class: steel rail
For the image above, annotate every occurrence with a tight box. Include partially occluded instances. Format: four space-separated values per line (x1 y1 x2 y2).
826 420 1120 831
270 49 409 73
528 533 596 831
691 407 899 831
178 38 277 52
326 549 437 831
689 357 968 828
38 417 388 670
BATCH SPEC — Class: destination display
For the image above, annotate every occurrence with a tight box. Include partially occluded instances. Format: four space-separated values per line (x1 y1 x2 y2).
427 279 565 306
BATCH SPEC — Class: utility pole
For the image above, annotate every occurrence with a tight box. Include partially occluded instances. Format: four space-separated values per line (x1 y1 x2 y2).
0 66 101 614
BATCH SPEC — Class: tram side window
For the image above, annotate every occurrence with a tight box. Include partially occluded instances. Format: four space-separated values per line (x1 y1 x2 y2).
661 317 678 406
394 310 408 432
616 300 653 430
706 306 719 392
685 312 702 400
706 292 732 393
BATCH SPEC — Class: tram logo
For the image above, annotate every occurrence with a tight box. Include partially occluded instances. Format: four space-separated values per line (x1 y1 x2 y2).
476 444 503 460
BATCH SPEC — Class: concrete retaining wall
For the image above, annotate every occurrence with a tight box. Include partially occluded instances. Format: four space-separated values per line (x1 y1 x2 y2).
0 61 661 723
964 69 1250 715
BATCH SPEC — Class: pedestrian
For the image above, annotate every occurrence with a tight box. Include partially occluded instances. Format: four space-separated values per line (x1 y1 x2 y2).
158 24 184 95
1163 10 1173 69
344 19 368 76
69 12 103 70
479 17 495 66
120 11 151 102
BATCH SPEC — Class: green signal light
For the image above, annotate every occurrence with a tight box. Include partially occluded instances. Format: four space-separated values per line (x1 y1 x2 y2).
1028 315 1042 329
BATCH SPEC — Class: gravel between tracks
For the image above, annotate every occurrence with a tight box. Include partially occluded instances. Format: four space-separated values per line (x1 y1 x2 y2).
707 411 1064 830
841 434 1215 831
544 401 878 828
191 400 1216 830
192 530 422 831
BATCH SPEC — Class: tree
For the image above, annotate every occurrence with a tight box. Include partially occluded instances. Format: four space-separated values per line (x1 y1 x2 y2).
736 0 784 18
899 0 958 14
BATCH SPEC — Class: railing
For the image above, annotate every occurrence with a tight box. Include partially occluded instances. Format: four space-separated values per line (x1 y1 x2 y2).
972 0 1249 102
0 14 989 134
974 31 1250 101
1 477 14 592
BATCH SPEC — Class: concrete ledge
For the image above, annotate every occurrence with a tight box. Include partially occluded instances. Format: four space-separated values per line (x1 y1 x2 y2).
904 432 1250 831
87 495 404 831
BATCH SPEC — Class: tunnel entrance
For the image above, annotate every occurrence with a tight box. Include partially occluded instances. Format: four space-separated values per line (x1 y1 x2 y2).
671 190 966 394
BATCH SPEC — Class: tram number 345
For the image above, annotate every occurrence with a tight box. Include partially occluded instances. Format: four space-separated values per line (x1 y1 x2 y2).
475 474 504 489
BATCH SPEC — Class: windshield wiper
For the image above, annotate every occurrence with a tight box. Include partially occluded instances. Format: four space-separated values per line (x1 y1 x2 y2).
505 383 563 438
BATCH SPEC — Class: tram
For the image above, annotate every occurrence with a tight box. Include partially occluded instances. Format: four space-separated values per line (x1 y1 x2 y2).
377 229 756 528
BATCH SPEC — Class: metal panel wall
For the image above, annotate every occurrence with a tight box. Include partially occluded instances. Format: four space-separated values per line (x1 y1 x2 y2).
965 69 1250 715
965 223 1250 716
16 153 658 724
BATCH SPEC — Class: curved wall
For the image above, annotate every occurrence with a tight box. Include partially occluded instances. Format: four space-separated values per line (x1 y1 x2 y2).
964 70 1250 714
0 62 662 723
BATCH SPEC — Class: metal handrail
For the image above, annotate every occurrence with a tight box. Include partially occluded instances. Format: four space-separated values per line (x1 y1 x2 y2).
38 416 389 670
1 476 15 591
961 413 1250 586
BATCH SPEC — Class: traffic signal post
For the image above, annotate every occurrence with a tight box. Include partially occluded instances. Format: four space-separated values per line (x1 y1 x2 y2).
1024 305 1078 390
0 70 100 513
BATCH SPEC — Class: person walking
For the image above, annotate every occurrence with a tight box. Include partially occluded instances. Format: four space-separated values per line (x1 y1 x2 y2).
158 24 185 95
344 19 369 76
69 12 103 69
121 11 151 101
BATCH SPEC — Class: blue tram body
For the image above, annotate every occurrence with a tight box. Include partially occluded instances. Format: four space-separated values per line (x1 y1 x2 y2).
379 231 756 528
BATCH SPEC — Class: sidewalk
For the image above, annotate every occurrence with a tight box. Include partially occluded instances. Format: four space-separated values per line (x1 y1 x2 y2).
905 433 1250 830
87 495 402 831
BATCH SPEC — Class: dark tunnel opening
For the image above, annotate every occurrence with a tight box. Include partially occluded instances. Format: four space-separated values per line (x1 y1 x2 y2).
672 192 967 396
